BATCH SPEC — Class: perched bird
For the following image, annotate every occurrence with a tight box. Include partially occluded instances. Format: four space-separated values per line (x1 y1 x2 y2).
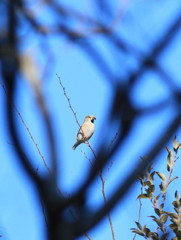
72 115 96 150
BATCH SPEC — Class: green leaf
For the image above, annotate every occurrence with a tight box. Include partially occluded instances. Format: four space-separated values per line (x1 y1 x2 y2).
161 214 168 223
144 181 152 187
151 236 159 240
171 237 178 240
143 227 150 237
169 223 178 230
154 208 161 216
167 212 178 219
135 221 142 230
149 232 159 240
150 184 155 193
172 201 179 208
156 172 167 182
153 218 163 227
137 194 150 199
148 215 156 219
131 229 145 236
171 218 180 226
176 230 181 238
174 207 179 214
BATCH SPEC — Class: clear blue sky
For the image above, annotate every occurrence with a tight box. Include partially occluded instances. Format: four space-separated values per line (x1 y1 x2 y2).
0 0 181 240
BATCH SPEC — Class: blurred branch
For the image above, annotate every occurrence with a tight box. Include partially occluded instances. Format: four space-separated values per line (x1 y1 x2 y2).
1 1 181 240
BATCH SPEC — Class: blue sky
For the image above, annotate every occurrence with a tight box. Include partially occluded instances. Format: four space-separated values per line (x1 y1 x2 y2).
0 0 181 240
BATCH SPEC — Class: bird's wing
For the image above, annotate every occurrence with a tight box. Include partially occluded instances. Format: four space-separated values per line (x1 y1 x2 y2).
81 122 94 139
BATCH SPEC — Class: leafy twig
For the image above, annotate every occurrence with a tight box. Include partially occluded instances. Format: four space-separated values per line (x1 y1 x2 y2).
133 187 143 240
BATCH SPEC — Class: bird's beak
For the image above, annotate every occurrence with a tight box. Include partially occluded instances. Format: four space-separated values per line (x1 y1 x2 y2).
93 117 96 120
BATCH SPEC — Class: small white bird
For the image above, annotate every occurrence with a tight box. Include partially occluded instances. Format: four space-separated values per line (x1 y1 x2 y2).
72 115 96 150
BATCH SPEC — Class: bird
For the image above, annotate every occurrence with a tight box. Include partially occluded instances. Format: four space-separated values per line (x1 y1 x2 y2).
72 115 96 150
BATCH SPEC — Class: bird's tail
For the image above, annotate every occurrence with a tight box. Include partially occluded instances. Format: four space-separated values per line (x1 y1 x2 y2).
72 142 80 150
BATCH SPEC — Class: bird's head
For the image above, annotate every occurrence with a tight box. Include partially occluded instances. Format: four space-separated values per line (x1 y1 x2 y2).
85 115 96 123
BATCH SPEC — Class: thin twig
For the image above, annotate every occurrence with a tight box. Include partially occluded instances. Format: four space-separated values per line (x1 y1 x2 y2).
82 148 115 240
161 152 177 205
81 150 93 167
133 187 143 240
58 75 115 240
99 169 116 240
0 81 50 170
57 73 97 160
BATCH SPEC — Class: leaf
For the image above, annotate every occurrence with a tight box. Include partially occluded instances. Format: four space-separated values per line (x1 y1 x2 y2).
176 230 181 238
154 208 161 216
144 181 152 187
161 214 168 223
169 223 178 230
150 171 155 180
178 143 181 150
159 182 166 194
175 191 179 200
173 136 178 152
167 212 178 219
153 195 160 206
171 237 178 240
171 218 180 226
151 236 159 240
143 227 150 237
146 185 155 196
131 229 145 236
166 146 172 155
167 164 171 172
160 203 164 210
172 201 179 208
174 207 179 214
156 172 167 182
150 184 155 193
153 218 163 227
135 221 142 230
173 137 181 153
166 146 172 165
137 194 150 199
169 177 178 185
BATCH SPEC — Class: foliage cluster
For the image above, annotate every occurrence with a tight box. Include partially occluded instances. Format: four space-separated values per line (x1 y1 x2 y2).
131 137 181 240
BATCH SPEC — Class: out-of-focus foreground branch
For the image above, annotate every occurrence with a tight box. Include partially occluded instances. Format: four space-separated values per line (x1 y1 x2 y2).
0 1 181 240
